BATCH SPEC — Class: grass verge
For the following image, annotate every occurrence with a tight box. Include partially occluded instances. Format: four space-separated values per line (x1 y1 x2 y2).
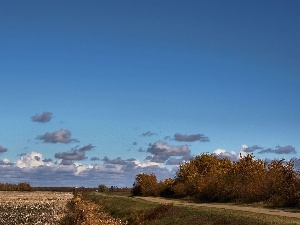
82 192 300 225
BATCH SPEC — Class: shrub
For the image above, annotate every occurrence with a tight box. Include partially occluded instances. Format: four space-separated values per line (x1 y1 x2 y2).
98 184 108 192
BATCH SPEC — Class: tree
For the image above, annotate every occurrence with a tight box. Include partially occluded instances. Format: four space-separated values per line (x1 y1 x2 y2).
98 184 108 192
132 173 159 196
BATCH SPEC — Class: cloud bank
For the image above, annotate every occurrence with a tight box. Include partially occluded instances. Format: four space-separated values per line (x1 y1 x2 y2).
0 152 175 187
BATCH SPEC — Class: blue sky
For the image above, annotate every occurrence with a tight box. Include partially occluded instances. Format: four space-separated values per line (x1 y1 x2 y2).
0 0 299 187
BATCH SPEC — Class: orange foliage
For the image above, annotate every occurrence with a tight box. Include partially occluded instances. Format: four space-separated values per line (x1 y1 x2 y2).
132 153 300 206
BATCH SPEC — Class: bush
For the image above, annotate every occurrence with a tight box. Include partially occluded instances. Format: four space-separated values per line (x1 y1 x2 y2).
98 184 108 192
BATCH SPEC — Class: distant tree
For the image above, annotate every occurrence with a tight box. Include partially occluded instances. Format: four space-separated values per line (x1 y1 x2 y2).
98 184 108 192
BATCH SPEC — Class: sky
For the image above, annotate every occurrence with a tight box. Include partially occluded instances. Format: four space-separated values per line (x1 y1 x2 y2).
0 0 299 187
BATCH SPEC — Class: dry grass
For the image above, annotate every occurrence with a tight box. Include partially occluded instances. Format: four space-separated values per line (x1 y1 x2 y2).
83 192 300 225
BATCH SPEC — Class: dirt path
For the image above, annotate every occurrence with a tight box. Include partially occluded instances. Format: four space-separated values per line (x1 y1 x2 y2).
137 196 300 219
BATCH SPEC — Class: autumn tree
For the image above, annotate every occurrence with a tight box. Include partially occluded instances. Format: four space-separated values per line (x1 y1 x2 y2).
132 173 159 196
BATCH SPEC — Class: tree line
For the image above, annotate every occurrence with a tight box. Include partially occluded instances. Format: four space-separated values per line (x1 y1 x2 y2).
132 154 300 207
0 182 32 191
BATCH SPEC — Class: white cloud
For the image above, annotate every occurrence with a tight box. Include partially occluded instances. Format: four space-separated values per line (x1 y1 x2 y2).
213 148 239 161
15 152 52 168
213 149 226 155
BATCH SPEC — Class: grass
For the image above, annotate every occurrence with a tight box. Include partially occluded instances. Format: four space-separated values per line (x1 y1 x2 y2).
82 192 300 225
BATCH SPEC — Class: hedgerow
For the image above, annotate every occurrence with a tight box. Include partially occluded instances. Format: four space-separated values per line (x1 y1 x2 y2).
132 154 300 207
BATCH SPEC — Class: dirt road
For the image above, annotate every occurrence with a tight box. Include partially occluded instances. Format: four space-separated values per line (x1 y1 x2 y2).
137 196 300 219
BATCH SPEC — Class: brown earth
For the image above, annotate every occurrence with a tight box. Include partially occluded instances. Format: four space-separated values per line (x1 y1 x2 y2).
72 194 127 225
137 196 300 219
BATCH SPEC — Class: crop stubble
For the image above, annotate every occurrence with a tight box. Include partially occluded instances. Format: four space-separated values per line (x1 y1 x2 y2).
0 191 72 225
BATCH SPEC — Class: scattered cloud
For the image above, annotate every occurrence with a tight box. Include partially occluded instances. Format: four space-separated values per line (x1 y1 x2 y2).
0 146 7 153
174 133 209 142
145 155 170 163
60 159 74 165
141 131 156 137
90 157 100 161
138 147 145 152
55 150 86 161
258 145 296 154
31 111 53 123
15 152 52 168
213 149 239 161
0 158 14 166
166 158 184 165
72 144 95 152
43 158 52 163
36 129 79 144
102 156 127 165
147 141 190 156
242 145 264 153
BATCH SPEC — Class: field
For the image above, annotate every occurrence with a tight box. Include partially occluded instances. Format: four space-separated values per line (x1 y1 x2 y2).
2 190 300 225
0 191 72 225
82 192 300 225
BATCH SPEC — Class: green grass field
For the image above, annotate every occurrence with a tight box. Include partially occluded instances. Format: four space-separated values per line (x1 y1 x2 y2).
82 192 300 225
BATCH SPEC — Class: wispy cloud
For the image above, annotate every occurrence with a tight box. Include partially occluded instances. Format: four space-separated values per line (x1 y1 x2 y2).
145 155 170 163
31 112 53 123
174 133 209 142
36 129 79 144
258 145 296 154
138 147 145 152
141 131 156 137
90 157 100 161
71 144 95 152
0 145 7 153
